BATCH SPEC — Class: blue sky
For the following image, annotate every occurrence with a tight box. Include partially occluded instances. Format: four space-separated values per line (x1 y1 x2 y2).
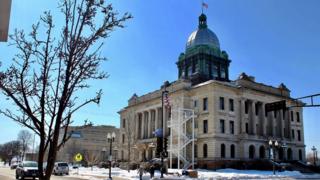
0 0 319 154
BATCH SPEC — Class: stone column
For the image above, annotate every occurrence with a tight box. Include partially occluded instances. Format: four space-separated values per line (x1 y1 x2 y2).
148 110 152 138
239 99 246 134
155 108 158 130
248 100 255 135
259 102 266 136
141 112 145 139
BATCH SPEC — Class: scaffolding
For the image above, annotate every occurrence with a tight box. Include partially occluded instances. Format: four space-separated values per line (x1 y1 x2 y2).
168 97 196 170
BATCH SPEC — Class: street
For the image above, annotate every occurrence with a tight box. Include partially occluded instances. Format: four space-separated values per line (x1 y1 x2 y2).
0 167 85 180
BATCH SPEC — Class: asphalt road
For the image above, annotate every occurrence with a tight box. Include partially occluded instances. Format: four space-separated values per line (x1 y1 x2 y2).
0 167 85 180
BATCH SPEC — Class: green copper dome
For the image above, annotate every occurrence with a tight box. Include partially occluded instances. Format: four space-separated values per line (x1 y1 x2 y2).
186 14 220 50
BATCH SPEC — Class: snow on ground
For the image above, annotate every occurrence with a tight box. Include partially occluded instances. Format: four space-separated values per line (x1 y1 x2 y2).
68 167 320 180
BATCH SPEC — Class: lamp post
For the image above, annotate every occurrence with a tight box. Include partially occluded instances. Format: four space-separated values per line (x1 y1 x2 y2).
269 139 279 175
311 146 317 166
160 82 169 179
107 132 116 180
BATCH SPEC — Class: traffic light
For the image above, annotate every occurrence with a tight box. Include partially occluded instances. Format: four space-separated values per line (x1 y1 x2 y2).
265 100 286 113
156 137 163 158
163 137 168 157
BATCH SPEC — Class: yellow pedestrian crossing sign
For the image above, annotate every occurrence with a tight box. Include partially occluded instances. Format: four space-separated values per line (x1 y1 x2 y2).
74 153 83 162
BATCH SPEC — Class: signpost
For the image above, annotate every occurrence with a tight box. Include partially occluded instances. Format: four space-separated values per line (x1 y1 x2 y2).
74 153 82 175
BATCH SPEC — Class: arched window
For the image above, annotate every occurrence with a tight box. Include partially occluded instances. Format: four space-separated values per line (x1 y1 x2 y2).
221 144 225 158
249 145 255 159
287 148 292 160
299 149 303 161
203 144 208 158
230 144 235 158
259 146 265 159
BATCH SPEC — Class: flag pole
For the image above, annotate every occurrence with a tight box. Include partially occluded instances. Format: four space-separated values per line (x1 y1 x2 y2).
201 0 204 14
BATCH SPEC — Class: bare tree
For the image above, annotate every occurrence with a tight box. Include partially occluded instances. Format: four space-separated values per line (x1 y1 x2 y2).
0 140 21 165
17 130 32 161
84 149 101 170
0 0 131 179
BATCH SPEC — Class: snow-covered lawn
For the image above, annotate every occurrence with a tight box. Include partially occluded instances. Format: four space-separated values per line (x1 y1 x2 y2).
68 167 320 180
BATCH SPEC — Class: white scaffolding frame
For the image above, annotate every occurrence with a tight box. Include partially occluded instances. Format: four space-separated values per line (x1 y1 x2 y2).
168 97 195 170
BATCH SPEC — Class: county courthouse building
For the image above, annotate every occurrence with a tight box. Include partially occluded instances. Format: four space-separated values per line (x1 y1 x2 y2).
118 13 305 169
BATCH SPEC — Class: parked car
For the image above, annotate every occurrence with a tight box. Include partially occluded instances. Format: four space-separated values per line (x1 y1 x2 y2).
53 162 69 175
15 161 39 179
10 162 19 169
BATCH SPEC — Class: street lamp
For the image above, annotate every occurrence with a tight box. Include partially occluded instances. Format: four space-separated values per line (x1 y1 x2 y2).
269 139 279 175
311 146 317 166
107 132 116 180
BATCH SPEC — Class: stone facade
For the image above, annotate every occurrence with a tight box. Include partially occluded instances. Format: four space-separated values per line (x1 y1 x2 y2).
57 125 119 163
118 77 305 166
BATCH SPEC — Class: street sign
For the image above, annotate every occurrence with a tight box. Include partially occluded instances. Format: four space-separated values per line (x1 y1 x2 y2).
265 100 286 113
74 153 83 162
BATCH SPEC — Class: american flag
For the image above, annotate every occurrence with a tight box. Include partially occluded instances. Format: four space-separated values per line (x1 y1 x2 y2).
202 2 208 9
163 92 171 108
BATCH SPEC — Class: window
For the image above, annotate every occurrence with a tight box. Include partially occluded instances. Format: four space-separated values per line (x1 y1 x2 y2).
297 130 301 141
291 129 295 139
291 111 294 121
265 104 268 117
203 98 208 111
194 100 198 107
194 144 198 158
249 145 255 159
212 64 218 78
220 119 225 133
229 99 234 112
245 101 249 114
230 144 235 158
203 144 208 158
221 66 226 79
255 103 259 115
221 144 225 158
195 119 198 128
122 134 125 143
122 119 126 128
245 123 249 133
192 62 196 73
296 112 300 122
299 149 303 161
229 121 234 134
219 97 225 110
203 120 208 134
274 110 277 118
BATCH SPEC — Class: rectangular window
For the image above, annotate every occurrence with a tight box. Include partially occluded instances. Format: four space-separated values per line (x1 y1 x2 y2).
194 144 197 158
245 123 249 133
291 111 294 121
122 134 125 143
245 101 249 114
220 119 225 133
296 112 300 122
122 119 126 128
195 119 198 128
203 120 208 134
274 110 277 118
297 130 301 141
219 97 225 110
255 103 259 116
292 129 295 139
230 121 234 134
194 100 198 107
203 98 208 111
265 104 268 117
229 99 234 112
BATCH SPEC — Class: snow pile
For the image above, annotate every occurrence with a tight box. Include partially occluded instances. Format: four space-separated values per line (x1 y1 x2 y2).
68 167 320 180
